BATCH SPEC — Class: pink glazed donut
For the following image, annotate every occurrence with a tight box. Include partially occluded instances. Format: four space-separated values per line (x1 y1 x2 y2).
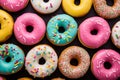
78 17 111 49
0 0 29 12
14 13 46 45
91 49 120 80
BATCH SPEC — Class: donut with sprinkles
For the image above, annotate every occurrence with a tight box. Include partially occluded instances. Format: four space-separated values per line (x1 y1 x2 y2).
0 44 25 75
25 44 58 78
0 0 29 12
47 14 78 46
30 0 61 14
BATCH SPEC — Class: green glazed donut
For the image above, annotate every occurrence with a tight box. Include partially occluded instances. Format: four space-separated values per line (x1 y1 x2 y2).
0 44 24 75
47 14 78 46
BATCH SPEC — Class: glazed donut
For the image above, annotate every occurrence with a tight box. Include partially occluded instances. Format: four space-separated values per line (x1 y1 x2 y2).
91 49 120 80
93 0 120 19
62 0 92 17
25 44 58 78
0 9 14 43
14 13 46 45
112 21 120 48
58 46 90 79
78 17 111 49
0 44 25 75
0 0 29 12
30 0 61 14
47 14 78 46
17 77 32 80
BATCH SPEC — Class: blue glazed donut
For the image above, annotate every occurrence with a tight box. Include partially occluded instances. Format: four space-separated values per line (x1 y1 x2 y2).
0 44 24 75
47 14 78 46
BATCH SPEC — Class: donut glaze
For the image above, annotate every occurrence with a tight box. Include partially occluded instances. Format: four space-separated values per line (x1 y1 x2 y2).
112 21 120 48
25 44 58 78
58 46 90 79
0 9 14 43
62 0 92 17
91 49 120 80
93 0 120 19
30 0 61 14
0 44 25 75
47 14 78 46
0 0 29 12
14 13 46 45
78 17 111 49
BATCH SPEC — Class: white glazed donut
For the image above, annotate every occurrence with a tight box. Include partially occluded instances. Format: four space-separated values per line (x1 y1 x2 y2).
25 44 58 78
112 21 120 48
30 0 62 14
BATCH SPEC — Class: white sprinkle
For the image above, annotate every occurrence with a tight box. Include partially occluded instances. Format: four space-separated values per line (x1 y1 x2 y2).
17 27 20 31
23 37 26 43
32 36 36 39
10 4 13 9
4 2 6 6
19 35 22 38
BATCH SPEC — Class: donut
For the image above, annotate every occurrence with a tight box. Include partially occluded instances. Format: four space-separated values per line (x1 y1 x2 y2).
58 46 90 79
78 17 111 49
111 21 120 48
62 0 92 17
14 13 46 45
25 44 58 78
47 14 78 46
0 76 6 80
51 77 65 80
91 49 120 80
30 0 61 14
93 0 120 19
17 77 32 80
0 44 25 75
0 0 29 12
0 9 14 43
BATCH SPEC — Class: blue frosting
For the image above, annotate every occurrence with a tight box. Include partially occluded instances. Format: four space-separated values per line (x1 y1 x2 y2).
0 44 24 74
47 14 78 46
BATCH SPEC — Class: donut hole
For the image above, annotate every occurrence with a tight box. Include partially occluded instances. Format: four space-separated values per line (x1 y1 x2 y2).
5 56 11 63
74 0 80 5
58 26 65 33
104 62 112 69
39 57 46 65
106 0 114 6
26 26 33 32
44 0 49 3
91 29 98 35
70 58 78 66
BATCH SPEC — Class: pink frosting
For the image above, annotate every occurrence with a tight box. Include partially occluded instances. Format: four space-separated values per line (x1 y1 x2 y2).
14 13 46 45
0 0 29 12
78 17 111 48
91 49 120 80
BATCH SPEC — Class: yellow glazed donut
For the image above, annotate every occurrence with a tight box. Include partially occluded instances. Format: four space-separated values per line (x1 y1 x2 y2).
0 9 14 42
62 0 92 17
51 77 65 80
17 77 32 80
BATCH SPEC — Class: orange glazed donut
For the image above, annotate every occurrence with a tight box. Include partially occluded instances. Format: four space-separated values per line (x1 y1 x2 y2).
58 46 90 79
93 0 120 19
